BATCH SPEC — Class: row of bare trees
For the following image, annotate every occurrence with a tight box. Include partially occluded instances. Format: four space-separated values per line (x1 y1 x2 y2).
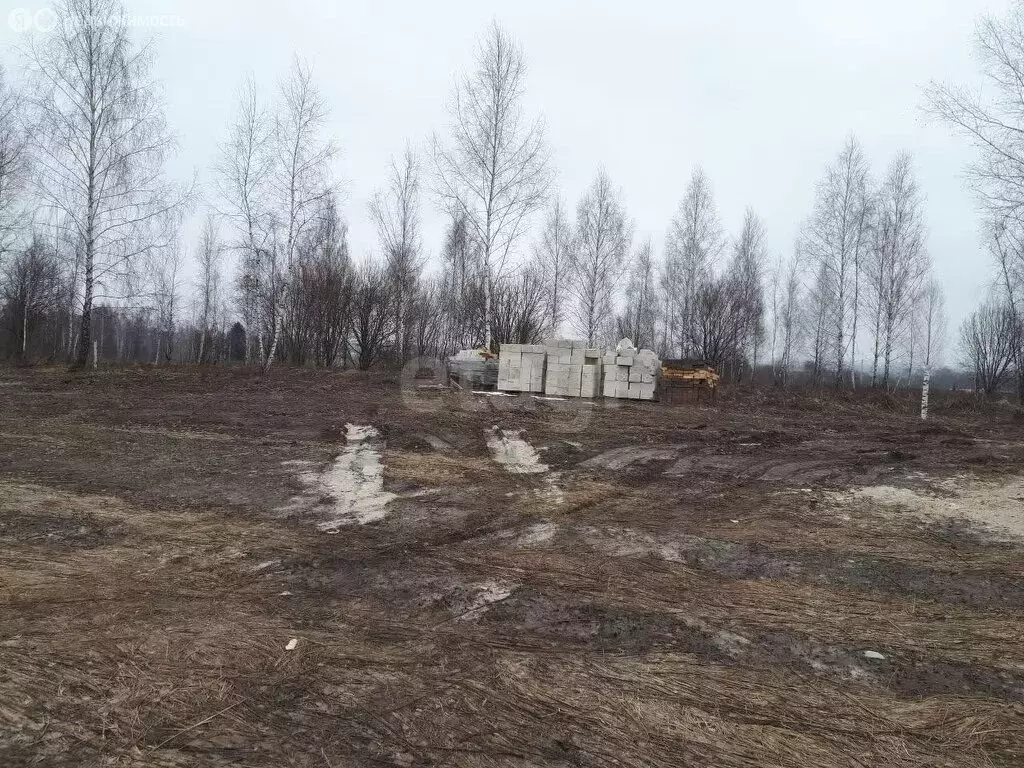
793 141 942 389
8 0 1023 399
0 1 938 384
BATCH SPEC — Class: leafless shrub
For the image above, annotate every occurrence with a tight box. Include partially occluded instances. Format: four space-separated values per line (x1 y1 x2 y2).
349 259 394 371
960 296 1019 395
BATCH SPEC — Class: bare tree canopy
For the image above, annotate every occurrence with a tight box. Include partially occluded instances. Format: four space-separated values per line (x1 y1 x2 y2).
26 0 187 368
568 169 631 346
960 295 1020 394
919 277 947 370
663 168 726 357
729 208 769 376
867 152 930 388
370 146 422 363
800 138 871 385
0 67 29 261
431 21 552 350
618 238 659 350
927 4 1024 219
194 214 223 364
216 59 337 373
533 197 573 336
927 2 1024 400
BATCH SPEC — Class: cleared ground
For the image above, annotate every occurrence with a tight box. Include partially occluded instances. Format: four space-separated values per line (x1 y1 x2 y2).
1 366 1023 767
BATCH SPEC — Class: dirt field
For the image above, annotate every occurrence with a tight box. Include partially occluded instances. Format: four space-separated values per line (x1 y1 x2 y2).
1 366 1023 767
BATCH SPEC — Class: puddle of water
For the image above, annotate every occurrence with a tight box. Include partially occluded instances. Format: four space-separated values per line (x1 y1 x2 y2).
280 424 396 530
486 428 549 474
316 424 397 530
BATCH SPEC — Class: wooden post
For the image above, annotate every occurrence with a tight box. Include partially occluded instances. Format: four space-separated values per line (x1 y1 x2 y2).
920 367 930 421
92 340 98 370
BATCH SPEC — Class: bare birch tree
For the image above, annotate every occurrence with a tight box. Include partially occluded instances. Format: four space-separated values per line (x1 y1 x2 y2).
568 169 630 346
431 21 552 350
369 146 422 363
799 138 871 386
216 76 273 364
919 276 947 371
263 58 337 373
618 238 659 349
805 259 834 384
151 242 184 364
2 235 62 360
867 153 929 388
664 168 726 356
0 67 28 262
27 0 186 369
195 214 223 364
533 197 573 335
776 253 803 385
729 208 769 375
927 2 1024 398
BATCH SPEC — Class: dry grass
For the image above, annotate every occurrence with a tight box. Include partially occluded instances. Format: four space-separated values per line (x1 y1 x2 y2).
386 451 496 488
4 480 1023 766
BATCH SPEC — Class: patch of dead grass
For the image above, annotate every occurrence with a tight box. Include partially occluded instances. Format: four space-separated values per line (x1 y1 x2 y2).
386 451 496 488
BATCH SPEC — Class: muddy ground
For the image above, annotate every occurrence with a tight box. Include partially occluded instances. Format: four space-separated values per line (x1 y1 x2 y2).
1 365 1023 767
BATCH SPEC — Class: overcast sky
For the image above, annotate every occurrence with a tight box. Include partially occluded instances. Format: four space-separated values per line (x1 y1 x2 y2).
0 0 1013 354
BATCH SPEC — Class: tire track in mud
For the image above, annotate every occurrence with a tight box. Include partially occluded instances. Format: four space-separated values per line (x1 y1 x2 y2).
579 442 915 487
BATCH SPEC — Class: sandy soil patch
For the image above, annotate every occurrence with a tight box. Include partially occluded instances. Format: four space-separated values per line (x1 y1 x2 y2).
834 474 1024 539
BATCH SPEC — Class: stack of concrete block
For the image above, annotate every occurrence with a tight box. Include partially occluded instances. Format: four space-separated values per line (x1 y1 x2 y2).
602 339 659 400
497 344 546 393
544 340 604 398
